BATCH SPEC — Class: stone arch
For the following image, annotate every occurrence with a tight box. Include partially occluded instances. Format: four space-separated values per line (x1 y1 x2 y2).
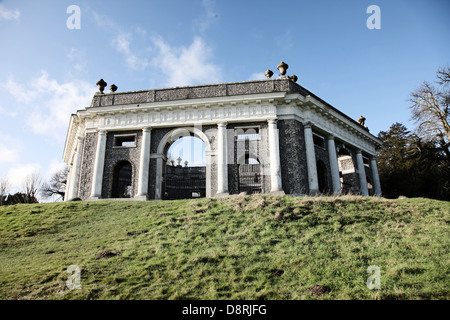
155 127 212 200
157 127 212 155
111 160 133 198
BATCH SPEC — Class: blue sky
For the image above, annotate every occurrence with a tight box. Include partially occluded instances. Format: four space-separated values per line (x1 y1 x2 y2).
0 0 449 197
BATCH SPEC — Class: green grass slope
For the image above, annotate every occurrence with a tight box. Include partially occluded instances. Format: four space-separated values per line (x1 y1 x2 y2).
0 195 448 300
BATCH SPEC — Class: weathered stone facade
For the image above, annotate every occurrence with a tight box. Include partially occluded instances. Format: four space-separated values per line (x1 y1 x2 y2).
63 77 382 201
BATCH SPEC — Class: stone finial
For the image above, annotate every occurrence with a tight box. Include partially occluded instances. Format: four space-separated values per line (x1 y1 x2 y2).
110 84 118 93
357 115 366 126
264 69 274 79
184 160 188 167
277 61 288 75
290 75 298 82
96 79 107 94
176 156 182 166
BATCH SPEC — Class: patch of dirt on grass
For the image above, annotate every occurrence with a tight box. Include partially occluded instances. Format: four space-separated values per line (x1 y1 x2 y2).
270 269 284 277
307 285 331 296
97 251 120 259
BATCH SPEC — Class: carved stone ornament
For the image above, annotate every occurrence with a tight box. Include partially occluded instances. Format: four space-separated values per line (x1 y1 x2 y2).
96 79 107 94
110 84 118 93
264 69 274 79
277 61 288 76
290 75 298 82
357 115 366 126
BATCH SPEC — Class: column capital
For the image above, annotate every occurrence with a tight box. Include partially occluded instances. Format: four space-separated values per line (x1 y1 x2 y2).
326 134 335 140
369 154 377 161
303 121 313 129
356 149 362 155
267 118 278 124
142 126 152 132
98 129 107 135
217 122 227 127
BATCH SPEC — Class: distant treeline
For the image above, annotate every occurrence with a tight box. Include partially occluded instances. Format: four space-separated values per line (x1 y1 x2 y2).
0 193 39 206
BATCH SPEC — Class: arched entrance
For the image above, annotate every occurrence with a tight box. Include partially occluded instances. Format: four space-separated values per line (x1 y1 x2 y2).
112 161 133 198
165 136 206 200
155 127 212 200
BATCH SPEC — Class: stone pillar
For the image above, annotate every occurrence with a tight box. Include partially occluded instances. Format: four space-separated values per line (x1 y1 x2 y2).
267 119 284 194
64 165 73 201
68 135 84 200
135 127 151 200
154 153 164 200
356 149 369 196
216 122 229 196
304 122 319 194
327 135 341 194
90 130 107 199
370 156 382 197
205 150 213 198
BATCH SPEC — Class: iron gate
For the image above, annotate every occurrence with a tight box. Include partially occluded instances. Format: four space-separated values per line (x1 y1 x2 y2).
238 164 262 194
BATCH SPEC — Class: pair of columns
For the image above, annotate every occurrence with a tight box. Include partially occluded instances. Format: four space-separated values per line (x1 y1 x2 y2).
216 120 284 196
87 120 285 200
80 120 381 200
89 128 152 200
303 122 381 196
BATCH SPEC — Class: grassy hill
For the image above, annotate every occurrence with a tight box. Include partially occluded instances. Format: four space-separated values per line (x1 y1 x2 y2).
0 195 448 300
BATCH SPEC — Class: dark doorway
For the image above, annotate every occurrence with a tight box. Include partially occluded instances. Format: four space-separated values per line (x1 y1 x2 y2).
112 161 132 198
317 160 328 194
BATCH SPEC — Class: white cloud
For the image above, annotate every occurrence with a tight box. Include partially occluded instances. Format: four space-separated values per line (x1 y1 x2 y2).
151 36 222 87
248 72 267 81
112 32 150 70
0 105 18 118
194 0 218 34
0 5 20 21
4 71 96 139
6 163 40 193
0 142 20 164
92 9 221 85
4 76 37 103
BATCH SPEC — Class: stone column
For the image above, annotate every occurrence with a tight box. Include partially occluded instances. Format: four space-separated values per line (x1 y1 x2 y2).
216 122 229 196
327 135 341 194
205 150 213 198
356 149 369 196
154 153 164 200
267 119 284 194
90 130 107 199
64 165 73 201
135 127 151 200
304 122 319 194
370 156 382 197
68 135 84 200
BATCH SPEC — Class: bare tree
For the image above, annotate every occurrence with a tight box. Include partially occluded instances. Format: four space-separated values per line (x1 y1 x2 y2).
41 167 67 201
0 176 10 206
22 171 42 203
409 66 450 156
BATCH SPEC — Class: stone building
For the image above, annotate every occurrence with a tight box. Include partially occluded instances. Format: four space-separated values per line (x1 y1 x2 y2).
63 64 382 201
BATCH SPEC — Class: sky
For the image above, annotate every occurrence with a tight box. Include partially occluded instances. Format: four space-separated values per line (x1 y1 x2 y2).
0 0 449 198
